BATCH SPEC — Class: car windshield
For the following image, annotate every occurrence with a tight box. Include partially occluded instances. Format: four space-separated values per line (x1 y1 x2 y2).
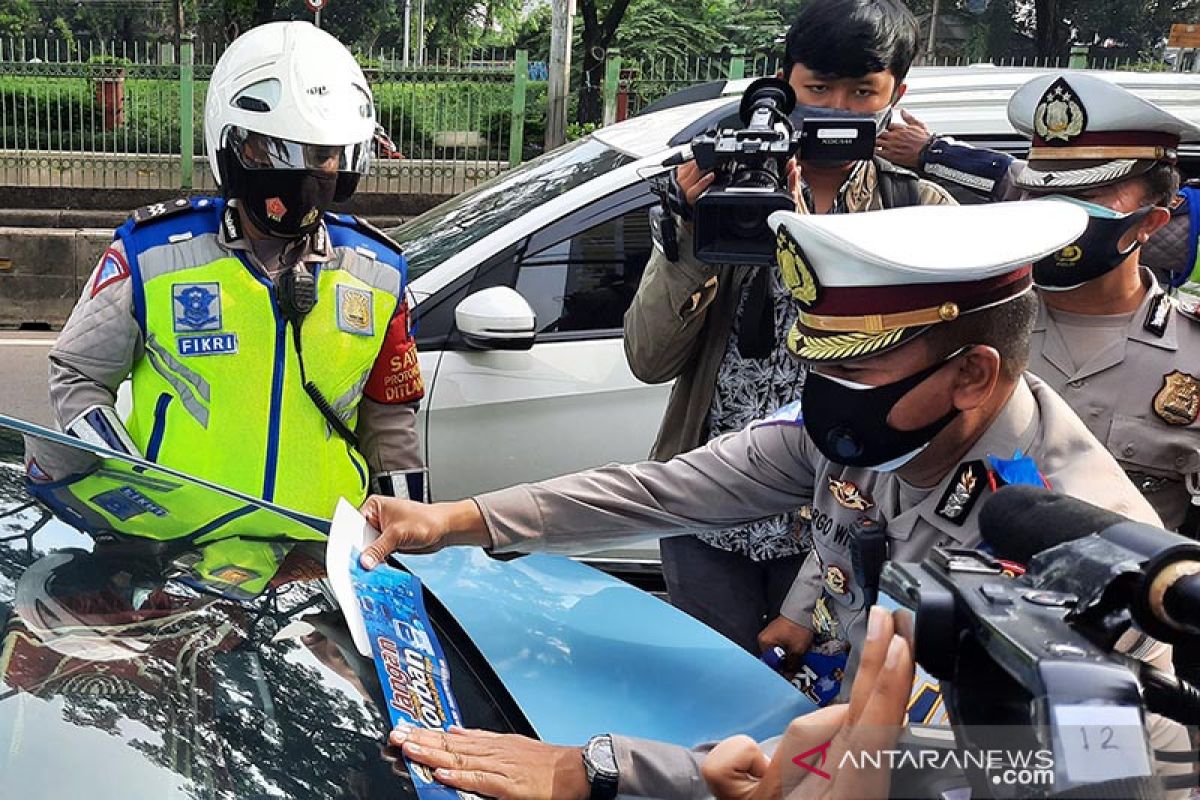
389 138 634 281
1 417 525 799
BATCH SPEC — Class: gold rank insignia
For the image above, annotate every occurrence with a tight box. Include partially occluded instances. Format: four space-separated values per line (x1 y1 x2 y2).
1034 77 1088 144
812 596 838 639
827 476 873 511
1154 371 1200 426
776 227 820 308
824 565 848 595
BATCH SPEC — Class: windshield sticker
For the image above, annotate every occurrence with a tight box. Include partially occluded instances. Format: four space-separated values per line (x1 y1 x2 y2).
351 554 477 800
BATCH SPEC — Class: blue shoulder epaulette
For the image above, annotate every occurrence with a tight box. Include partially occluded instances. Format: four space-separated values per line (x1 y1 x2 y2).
323 212 406 272
115 196 224 248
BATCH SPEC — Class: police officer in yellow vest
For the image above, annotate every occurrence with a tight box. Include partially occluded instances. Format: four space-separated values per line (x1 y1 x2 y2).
24 22 425 595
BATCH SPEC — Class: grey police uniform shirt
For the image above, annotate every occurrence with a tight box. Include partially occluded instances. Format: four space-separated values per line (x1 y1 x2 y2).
472 374 1182 799
1028 268 1200 531
31 203 422 480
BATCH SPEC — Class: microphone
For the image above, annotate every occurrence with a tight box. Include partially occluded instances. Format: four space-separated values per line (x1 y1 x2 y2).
980 485 1200 643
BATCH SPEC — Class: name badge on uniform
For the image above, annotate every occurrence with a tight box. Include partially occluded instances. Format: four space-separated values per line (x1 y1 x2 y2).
173 283 222 332
178 333 238 357
337 285 374 336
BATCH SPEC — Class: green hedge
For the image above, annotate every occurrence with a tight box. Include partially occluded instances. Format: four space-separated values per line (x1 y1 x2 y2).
0 73 548 160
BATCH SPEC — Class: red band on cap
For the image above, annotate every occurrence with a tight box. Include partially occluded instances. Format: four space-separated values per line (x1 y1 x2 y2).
1032 130 1180 150
806 268 1032 318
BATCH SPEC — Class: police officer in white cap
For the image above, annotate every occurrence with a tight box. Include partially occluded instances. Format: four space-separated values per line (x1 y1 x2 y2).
879 73 1200 535
1006 73 1200 536
355 202 1187 800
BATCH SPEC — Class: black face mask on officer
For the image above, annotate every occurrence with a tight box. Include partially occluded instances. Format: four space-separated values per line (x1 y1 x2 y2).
219 130 350 239
1033 197 1154 290
801 347 968 471
227 163 338 239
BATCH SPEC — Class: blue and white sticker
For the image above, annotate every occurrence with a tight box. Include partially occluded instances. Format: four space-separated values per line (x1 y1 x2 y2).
173 282 222 333
351 554 475 800
178 333 238 357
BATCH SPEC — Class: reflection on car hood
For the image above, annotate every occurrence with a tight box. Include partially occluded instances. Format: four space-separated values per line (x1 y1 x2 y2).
2 415 818 796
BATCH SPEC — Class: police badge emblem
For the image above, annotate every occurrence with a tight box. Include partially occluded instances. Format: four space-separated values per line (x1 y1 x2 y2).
776 227 821 307
824 565 848 595
336 285 374 335
1154 371 1200 426
1034 77 1088 145
827 477 873 511
173 283 221 332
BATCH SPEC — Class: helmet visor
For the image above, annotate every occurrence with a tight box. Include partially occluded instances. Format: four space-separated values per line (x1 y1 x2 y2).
227 125 371 175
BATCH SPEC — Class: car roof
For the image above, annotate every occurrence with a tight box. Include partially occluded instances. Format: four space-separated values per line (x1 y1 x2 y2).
591 66 1200 159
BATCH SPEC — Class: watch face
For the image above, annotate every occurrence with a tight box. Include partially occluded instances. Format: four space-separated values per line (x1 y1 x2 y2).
586 737 619 775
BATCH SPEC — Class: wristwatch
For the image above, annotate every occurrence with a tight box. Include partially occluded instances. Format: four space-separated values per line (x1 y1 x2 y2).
582 734 620 800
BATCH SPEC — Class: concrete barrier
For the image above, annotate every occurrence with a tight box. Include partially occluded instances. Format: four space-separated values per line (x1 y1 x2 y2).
0 216 416 328
0 227 111 327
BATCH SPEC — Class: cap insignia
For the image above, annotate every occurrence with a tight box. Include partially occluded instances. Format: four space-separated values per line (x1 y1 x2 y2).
1034 78 1088 145
776 227 821 308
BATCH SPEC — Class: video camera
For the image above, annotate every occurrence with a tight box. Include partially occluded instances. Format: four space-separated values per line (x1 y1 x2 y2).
881 485 1200 799
650 76 879 266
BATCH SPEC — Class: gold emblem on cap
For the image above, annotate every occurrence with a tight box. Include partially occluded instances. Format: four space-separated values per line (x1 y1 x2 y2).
776 228 820 308
790 326 906 361
1154 370 1200 426
1034 77 1087 145
938 302 959 322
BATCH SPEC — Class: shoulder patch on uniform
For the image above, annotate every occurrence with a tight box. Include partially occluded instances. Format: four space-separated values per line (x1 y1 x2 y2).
91 247 130 297
129 197 194 226
936 460 988 525
1144 292 1173 338
761 400 804 427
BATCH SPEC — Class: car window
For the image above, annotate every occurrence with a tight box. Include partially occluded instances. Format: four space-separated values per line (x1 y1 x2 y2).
389 138 635 282
516 206 653 335
0 419 530 800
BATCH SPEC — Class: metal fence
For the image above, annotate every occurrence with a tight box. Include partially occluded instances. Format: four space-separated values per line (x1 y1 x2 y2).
602 50 1176 124
0 38 530 194
0 37 1180 195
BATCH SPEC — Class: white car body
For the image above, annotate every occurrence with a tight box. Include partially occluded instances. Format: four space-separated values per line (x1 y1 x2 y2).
394 66 1200 569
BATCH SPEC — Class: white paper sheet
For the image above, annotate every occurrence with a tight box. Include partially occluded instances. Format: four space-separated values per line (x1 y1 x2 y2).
326 497 381 657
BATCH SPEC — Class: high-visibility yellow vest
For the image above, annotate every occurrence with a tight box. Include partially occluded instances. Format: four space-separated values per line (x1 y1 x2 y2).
117 197 406 517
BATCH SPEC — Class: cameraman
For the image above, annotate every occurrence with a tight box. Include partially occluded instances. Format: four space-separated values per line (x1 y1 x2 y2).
624 0 955 658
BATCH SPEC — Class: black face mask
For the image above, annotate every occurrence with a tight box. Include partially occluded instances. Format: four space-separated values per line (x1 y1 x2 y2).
221 150 338 239
801 350 964 470
1033 205 1153 290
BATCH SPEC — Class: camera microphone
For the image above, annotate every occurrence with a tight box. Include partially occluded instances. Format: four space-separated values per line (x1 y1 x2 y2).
980 485 1200 643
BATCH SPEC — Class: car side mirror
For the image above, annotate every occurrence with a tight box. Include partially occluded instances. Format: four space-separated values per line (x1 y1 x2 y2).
454 287 537 351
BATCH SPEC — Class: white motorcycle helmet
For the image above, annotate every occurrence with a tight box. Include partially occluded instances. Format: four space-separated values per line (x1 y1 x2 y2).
204 21 375 237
